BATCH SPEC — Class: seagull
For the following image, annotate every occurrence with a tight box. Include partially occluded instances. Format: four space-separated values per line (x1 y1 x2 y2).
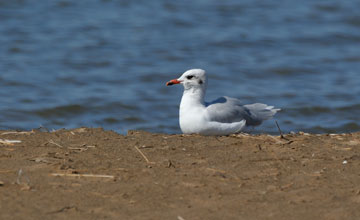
166 69 280 135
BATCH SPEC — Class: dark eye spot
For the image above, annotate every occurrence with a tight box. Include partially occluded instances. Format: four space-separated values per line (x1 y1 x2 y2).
186 75 194 80
198 79 203 84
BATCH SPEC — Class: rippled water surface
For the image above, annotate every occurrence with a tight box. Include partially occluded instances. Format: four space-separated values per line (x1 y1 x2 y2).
1 0 360 134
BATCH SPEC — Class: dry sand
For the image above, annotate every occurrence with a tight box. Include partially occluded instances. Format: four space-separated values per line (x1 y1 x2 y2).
0 128 360 219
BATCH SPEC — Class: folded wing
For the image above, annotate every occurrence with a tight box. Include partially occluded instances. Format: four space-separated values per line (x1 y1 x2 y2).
205 96 280 126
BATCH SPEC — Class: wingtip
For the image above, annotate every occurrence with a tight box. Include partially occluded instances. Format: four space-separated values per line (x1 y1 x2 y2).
266 106 281 112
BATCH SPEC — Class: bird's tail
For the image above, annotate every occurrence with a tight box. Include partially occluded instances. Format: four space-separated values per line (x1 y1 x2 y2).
243 103 280 126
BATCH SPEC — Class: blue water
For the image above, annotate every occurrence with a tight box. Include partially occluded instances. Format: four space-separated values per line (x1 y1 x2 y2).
1 0 360 134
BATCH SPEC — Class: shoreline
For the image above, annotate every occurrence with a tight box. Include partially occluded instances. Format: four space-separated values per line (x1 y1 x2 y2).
1 128 359 219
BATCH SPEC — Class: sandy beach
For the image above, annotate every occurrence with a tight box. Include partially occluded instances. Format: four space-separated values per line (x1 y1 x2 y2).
0 128 359 219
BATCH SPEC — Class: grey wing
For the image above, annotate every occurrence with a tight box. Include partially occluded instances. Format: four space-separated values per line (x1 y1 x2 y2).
205 96 280 126
205 96 251 123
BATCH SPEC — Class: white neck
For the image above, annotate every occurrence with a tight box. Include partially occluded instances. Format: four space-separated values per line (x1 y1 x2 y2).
180 87 206 110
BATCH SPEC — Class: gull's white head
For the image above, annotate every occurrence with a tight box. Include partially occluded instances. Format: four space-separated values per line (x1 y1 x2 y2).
166 69 207 91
